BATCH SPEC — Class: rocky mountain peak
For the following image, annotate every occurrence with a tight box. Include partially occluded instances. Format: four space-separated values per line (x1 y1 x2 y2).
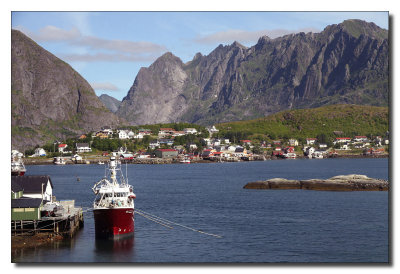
12 29 120 150
323 19 388 40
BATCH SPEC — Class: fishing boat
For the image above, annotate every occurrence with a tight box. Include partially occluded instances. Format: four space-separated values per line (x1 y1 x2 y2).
92 156 136 239
11 151 26 176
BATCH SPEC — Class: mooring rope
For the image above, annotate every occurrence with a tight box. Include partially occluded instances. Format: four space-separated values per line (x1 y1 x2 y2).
136 209 222 238
135 211 174 229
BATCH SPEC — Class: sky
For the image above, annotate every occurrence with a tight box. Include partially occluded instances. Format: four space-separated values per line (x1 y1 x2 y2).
11 11 389 101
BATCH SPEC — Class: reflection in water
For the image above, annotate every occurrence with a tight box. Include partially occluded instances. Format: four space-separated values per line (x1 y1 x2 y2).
12 230 84 263
94 236 135 261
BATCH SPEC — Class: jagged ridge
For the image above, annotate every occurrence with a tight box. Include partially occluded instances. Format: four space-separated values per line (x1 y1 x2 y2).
117 19 388 125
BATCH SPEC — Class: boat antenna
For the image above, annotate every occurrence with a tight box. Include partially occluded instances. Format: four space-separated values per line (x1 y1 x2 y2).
126 160 128 185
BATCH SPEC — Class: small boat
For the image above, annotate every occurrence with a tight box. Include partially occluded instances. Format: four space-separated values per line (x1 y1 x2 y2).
283 153 297 159
313 153 323 159
11 151 26 176
92 156 135 239
180 158 191 164
53 156 66 165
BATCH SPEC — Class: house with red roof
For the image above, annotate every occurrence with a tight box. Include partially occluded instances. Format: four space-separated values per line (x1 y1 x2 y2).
353 136 368 142
240 140 252 146
334 137 352 144
58 144 68 153
158 128 176 137
306 138 317 145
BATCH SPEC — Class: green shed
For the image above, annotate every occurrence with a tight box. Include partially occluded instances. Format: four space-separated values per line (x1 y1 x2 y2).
11 198 43 221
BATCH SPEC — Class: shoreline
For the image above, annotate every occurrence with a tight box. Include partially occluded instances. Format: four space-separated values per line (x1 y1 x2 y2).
22 154 389 166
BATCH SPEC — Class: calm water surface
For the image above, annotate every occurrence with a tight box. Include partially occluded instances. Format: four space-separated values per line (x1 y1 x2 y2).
13 158 389 263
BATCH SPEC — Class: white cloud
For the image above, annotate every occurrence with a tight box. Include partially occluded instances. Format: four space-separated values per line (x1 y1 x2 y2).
90 82 119 91
76 35 166 54
194 27 320 44
36 25 81 41
60 52 160 63
16 25 167 63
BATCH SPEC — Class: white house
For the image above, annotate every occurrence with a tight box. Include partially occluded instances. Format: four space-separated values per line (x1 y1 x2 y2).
306 138 317 145
118 130 129 140
212 139 221 146
319 143 328 149
133 133 144 139
189 143 198 150
183 128 198 134
58 144 68 153
172 131 185 137
227 145 237 152
138 129 152 136
72 154 82 161
12 175 54 202
289 139 299 146
334 137 352 144
101 126 113 135
353 136 368 142
340 144 350 150
32 148 46 157
206 125 219 136
76 143 92 153
149 140 160 149
202 138 211 146
127 130 135 139
158 128 175 137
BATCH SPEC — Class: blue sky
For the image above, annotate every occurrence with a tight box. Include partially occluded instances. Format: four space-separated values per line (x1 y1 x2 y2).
11 11 389 101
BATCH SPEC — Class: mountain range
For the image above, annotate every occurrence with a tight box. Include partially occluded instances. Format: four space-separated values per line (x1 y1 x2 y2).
11 19 389 150
116 19 388 125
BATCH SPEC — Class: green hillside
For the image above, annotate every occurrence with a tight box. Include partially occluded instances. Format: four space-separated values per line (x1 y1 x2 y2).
215 104 389 143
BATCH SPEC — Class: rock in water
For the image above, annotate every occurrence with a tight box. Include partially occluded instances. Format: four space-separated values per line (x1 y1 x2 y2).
243 175 388 191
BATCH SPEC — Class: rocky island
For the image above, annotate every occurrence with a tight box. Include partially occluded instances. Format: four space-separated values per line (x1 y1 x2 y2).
244 174 388 191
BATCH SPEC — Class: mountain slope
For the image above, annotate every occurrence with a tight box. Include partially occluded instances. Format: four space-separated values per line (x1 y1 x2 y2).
99 94 121 113
117 19 388 125
216 104 389 141
12 29 121 150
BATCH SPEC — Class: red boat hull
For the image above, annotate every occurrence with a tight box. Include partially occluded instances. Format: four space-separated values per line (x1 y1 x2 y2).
93 208 134 239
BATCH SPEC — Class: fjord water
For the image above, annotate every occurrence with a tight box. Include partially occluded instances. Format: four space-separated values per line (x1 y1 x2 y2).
14 158 389 263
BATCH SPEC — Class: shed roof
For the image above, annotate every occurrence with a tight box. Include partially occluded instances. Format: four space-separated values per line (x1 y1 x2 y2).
11 175 53 194
11 197 43 208
11 180 24 193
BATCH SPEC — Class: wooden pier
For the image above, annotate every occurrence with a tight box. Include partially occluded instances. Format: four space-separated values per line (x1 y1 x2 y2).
11 201 84 238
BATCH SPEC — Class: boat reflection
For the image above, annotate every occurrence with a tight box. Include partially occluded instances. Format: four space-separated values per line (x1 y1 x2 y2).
94 235 135 260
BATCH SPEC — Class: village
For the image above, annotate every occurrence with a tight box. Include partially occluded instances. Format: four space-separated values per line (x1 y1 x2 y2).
23 125 390 165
